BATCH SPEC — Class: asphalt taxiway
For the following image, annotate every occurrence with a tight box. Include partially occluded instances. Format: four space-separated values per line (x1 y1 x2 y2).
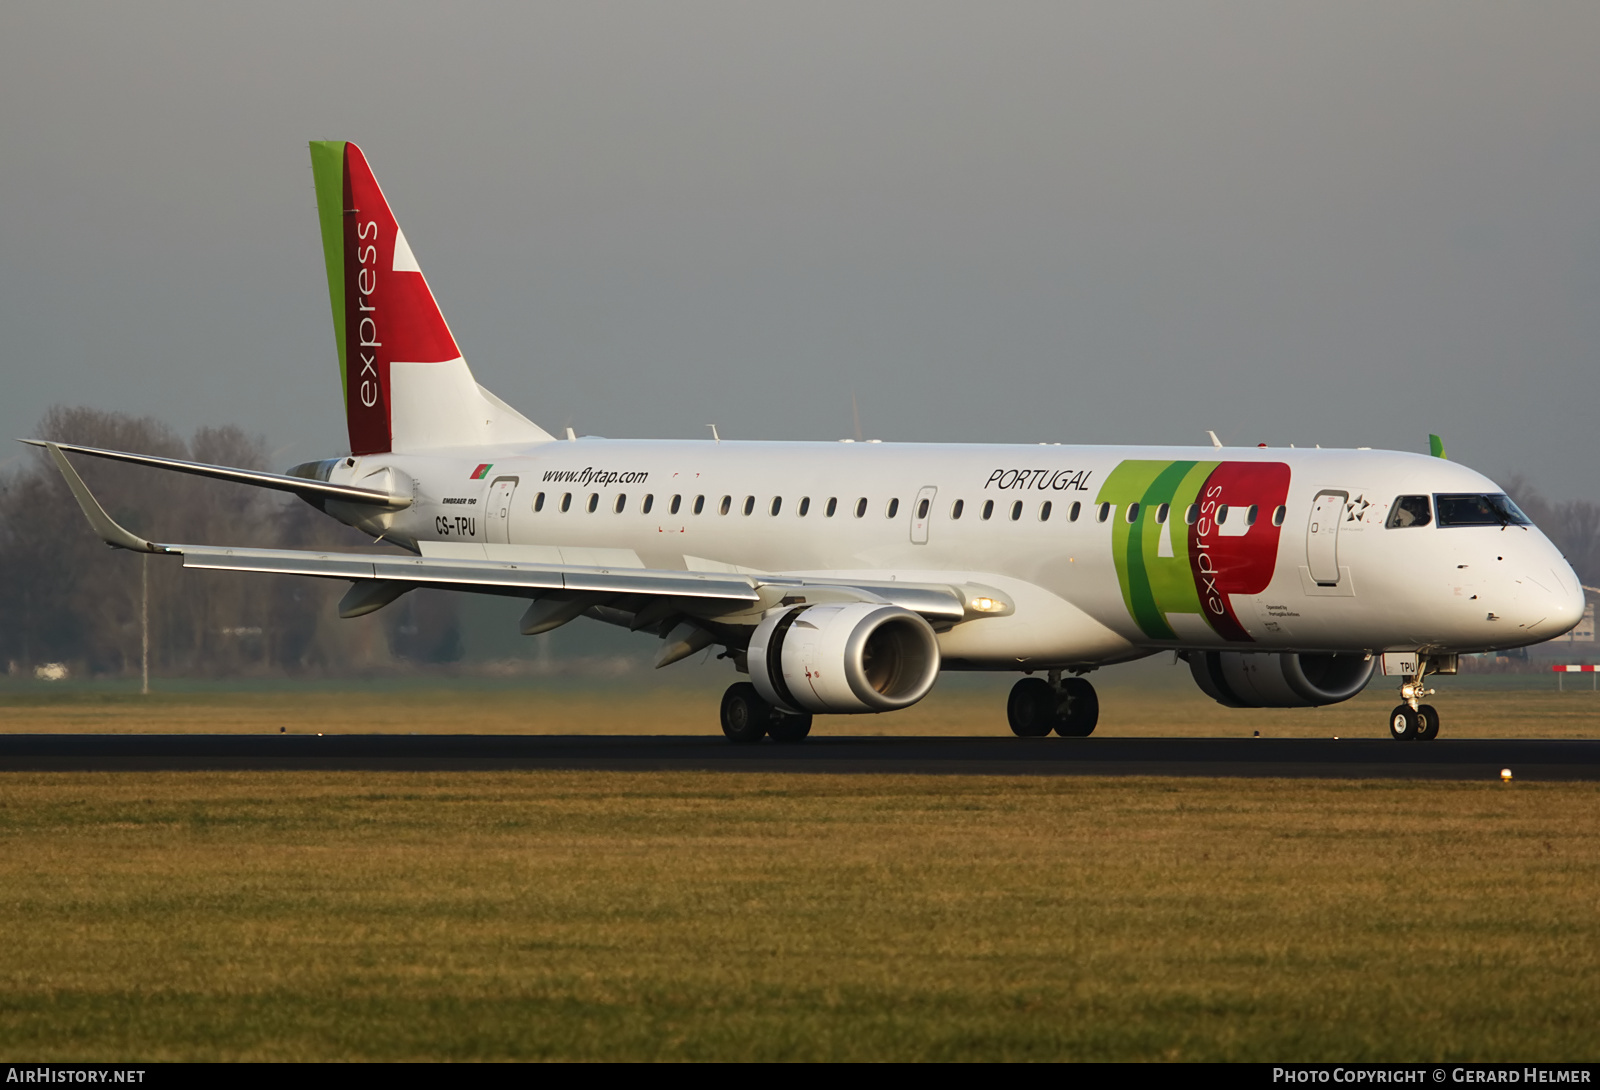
0 734 1597 779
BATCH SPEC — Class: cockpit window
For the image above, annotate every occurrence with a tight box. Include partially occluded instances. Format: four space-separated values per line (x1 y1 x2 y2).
1434 493 1532 528
1386 496 1432 528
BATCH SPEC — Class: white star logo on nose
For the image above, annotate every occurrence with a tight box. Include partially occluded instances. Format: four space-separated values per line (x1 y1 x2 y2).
1345 495 1370 522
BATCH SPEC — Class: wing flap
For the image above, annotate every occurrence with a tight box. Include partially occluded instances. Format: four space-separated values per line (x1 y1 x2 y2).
179 545 761 600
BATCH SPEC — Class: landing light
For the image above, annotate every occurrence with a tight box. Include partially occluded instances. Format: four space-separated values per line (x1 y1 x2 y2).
970 597 1003 613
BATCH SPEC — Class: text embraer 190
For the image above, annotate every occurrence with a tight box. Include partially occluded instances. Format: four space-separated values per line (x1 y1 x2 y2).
30 142 1585 742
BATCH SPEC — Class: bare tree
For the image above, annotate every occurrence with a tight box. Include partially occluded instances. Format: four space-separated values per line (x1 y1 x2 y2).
1551 501 1600 587
0 407 433 678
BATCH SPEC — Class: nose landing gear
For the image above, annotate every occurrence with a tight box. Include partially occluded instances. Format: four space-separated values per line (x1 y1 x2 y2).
1007 670 1099 737
1389 671 1441 741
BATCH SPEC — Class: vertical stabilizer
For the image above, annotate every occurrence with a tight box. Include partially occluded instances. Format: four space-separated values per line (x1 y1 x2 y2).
309 141 552 454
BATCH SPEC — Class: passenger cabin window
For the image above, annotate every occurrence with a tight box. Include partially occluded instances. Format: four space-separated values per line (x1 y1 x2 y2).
798 497 810 516
1245 504 1258 526
1434 493 1531 528
1098 503 1113 523
1216 504 1229 525
1185 503 1199 525
981 499 995 521
1155 503 1168 524
587 493 599 513
826 497 838 517
1387 495 1432 528
719 495 731 515
614 493 627 513
1010 500 1023 521
855 498 868 518
1069 501 1081 522
1272 505 1286 527
770 497 782 516
641 494 654 514
917 498 930 519
670 495 682 515
743 496 755 516
951 499 964 520
693 495 705 515
560 492 572 513
1039 501 1052 521
887 498 900 518
533 492 545 512
1126 502 1140 524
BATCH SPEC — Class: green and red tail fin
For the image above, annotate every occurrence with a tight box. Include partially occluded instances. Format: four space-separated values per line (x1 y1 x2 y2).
310 141 550 455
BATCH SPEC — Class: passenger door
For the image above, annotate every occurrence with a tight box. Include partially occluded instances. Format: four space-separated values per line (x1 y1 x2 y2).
1305 490 1347 586
485 477 519 544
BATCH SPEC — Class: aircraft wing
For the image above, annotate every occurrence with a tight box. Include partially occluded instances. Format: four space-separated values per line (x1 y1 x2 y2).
41 443 980 639
176 542 762 600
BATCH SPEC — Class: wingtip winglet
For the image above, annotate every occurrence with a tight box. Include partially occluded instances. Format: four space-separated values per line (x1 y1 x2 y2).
42 443 164 553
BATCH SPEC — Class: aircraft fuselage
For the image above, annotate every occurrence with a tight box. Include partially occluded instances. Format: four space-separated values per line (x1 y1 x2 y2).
314 439 1584 670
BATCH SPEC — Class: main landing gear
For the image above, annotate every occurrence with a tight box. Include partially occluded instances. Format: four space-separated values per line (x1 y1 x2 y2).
1007 671 1099 738
720 682 813 744
1388 672 1441 741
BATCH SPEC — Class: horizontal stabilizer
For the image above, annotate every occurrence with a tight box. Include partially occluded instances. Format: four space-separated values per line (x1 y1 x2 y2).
22 439 411 509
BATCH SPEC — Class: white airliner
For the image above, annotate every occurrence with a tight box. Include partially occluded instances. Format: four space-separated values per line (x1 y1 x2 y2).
32 142 1586 743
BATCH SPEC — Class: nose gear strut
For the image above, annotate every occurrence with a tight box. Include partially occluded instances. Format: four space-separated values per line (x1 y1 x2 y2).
1389 657 1445 741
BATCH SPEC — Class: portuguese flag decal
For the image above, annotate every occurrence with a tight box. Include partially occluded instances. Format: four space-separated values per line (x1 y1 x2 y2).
470 464 494 480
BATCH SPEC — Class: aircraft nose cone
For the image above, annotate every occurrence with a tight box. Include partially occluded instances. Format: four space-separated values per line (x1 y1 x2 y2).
1549 575 1586 637
1516 561 1586 640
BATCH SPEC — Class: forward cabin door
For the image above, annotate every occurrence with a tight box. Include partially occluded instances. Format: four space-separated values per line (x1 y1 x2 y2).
911 485 938 544
485 477 519 544
1305 490 1347 586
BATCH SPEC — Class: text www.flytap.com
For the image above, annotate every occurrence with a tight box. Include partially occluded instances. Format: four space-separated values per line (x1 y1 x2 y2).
541 468 649 487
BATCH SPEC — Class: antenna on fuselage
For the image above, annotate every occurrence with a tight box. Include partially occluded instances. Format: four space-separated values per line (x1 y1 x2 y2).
1207 430 1223 448
706 424 720 444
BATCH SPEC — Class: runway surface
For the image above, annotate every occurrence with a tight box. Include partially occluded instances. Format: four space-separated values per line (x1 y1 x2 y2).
1 734 1598 778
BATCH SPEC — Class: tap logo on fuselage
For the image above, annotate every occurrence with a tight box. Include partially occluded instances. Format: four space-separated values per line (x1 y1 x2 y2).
1096 460 1291 642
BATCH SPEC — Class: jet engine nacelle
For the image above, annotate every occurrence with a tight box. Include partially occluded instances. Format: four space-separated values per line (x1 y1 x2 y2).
749 602 941 714
1187 651 1376 708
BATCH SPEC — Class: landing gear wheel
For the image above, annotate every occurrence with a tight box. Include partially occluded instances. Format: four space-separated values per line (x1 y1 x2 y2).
1415 704 1440 742
1007 677 1056 737
1389 704 1420 741
721 682 774 744
1055 677 1099 738
767 712 814 743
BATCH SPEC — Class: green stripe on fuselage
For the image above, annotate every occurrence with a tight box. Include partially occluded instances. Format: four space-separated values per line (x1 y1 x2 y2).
1098 459 1218 640
309 141 348 406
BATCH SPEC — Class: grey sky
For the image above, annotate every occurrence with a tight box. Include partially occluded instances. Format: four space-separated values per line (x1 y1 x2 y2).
2 3 1597 501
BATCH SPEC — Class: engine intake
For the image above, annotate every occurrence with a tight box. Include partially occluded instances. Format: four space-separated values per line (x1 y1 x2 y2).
1187 651 1375 708
750 603 941 714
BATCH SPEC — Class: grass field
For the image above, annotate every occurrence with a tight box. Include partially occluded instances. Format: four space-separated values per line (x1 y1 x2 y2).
1 679 1596 1061
2 670 1598 739
0 771 1597 1061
